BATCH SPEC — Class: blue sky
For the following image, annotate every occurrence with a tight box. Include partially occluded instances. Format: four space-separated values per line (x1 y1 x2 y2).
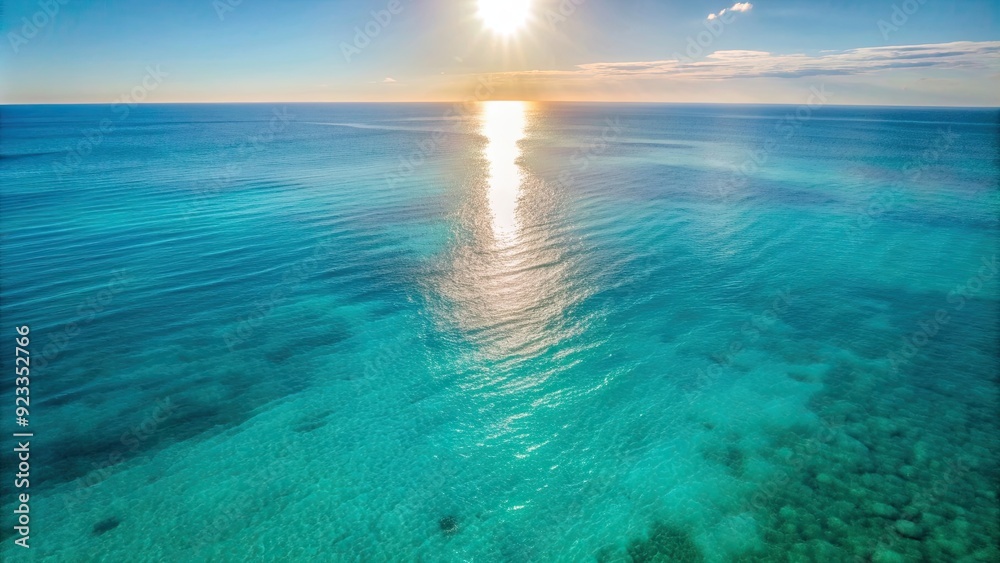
1 0 998 105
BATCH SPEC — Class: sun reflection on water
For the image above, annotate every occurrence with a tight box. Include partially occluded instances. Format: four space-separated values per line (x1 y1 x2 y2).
424 101 602 461
482 101 528 245
429 101 590 363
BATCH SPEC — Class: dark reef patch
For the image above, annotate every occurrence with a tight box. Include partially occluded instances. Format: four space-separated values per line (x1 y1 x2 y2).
625 522 704 562
439 515 459 535
701 442 746 477
292 419 327 433
92 517 121 536
292 408 335 433
786 370 814 383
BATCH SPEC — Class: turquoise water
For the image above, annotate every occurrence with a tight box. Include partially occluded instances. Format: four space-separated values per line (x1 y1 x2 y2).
0 102 997 561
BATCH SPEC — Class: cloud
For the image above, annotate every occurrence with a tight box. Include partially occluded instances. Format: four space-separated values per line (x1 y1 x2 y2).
708 2 753 20
383 77 397 83
568 41 1000 80
454 41 998 105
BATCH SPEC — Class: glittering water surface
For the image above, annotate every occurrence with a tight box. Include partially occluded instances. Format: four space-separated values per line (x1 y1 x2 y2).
1 103 998 561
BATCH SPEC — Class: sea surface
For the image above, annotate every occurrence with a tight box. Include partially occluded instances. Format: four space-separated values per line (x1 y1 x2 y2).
0 102 998 561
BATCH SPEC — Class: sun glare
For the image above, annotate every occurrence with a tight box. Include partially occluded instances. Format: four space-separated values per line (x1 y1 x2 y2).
482 101 528 243
477 0 531 35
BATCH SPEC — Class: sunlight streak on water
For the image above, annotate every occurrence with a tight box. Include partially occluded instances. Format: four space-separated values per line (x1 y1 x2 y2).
483 101 528 245
427 101 593 380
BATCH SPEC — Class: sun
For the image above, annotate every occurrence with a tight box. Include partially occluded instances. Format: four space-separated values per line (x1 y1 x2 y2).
477 0 531 35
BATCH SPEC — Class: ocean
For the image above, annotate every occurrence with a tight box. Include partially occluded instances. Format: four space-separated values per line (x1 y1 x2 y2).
1 102 998 561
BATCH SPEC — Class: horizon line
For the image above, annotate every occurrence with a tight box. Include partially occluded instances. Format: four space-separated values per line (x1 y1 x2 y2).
2 100 998 109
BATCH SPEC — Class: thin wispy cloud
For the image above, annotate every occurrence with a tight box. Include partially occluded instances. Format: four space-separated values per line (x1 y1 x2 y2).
707 2 753 21
564 41 1000 80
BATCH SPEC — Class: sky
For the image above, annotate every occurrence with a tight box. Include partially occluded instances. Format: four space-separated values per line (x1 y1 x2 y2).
1 0 998 105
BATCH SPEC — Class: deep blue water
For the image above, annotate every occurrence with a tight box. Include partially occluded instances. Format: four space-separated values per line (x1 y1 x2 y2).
1 102 998 561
